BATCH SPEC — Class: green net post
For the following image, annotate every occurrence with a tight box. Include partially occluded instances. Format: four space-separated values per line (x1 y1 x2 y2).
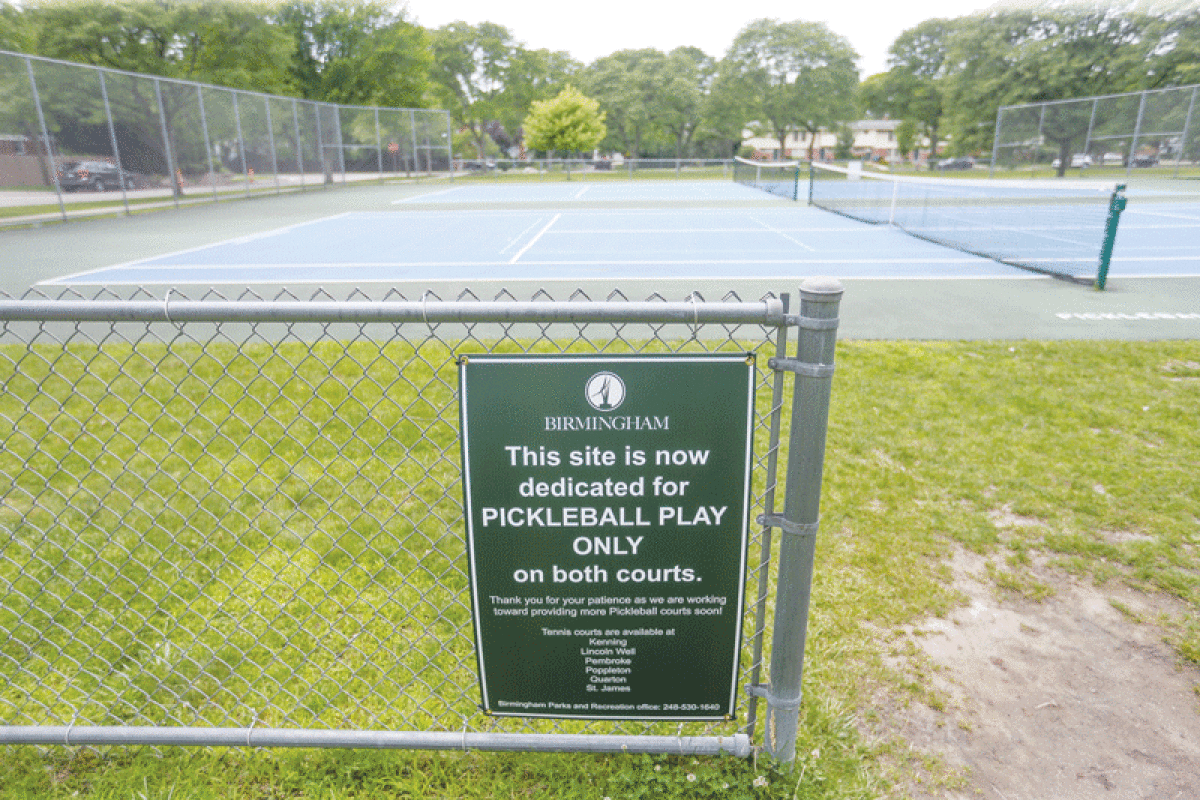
1095 184 1127 291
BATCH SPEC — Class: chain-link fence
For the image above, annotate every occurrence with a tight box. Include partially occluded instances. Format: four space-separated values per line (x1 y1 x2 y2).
992 84 1199 177
0 51 453 226
0 284 841 759
453 158 734 180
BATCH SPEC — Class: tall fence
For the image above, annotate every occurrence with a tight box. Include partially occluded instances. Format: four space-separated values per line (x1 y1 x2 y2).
0 51 453 224
0 283 842 761
992 83 1200 177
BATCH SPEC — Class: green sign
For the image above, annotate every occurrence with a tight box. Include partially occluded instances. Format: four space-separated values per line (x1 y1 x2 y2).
458 354 755 720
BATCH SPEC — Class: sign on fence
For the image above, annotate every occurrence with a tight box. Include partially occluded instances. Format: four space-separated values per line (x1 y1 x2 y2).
459 354 755 720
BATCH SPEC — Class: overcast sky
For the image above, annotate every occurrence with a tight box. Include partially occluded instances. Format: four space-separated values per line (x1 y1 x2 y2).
401 0 1000 78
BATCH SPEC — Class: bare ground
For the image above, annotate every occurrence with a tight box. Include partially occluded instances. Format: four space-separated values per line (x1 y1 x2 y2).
881 547 1200 800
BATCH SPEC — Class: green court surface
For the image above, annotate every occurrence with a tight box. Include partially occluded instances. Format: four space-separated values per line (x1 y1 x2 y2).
0 180 1196 340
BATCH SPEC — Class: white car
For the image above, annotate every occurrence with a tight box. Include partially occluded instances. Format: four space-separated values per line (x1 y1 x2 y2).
1052 154 1093 168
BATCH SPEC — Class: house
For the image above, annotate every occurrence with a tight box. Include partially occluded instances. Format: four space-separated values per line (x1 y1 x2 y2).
743 119 939 163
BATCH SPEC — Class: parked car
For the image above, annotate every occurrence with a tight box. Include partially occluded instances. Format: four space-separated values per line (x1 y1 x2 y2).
936 156 975 171
57 160 133 192
459 159 496 173
1051 153 1093 168
1129 154 1160 168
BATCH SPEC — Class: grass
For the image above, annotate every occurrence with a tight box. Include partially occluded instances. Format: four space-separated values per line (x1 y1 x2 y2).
2 336 1198 798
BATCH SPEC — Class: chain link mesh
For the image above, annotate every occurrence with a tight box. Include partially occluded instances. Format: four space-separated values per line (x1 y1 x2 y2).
1 286 794 745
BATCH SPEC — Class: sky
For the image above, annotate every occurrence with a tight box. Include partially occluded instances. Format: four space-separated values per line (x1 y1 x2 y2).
401 0 1000 78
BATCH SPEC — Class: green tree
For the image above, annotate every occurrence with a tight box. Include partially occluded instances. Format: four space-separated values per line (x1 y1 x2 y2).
0 1 32 51
523 84 605 177
430 23 578 159
724 18 858 160
278 0 431 107
1142 5 1200 86
697 58 755 158
895 119 917 162
943 7 1160 172
430 21 517 158
582 49 670 158
22 0 293 92
497 46 579 152
886 19 952 164
657 47 710 158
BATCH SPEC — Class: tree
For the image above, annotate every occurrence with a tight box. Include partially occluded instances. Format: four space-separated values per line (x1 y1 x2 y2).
942 7 1161 172
698 58 755 158
656 47 710 158
431 23 578 158
860 19 956 168
895 119 917 162
523 84 605 178
724 18 858 160
1142 5 1200 87
582 49 669 158
0 1 31 51
22 0 293 92
493 46 579 154
430 21 517 159
278 0 431 107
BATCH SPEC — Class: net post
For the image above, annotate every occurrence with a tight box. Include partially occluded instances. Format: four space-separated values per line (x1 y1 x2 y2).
760 278 842 765
1095 184 1127 291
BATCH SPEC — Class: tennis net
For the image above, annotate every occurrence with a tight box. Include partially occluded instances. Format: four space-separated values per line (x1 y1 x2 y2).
733 156 801 200
808 162 1127 286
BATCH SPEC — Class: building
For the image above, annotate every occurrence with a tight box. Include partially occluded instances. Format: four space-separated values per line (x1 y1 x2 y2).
742 119 938 163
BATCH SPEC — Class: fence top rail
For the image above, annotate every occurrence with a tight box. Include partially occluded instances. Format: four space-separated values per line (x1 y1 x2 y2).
997 82 1200 112
0 297 789 326
0 48 421 112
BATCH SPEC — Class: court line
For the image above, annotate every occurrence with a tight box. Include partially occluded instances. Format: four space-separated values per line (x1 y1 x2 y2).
44 212 356 284
392 187 462 202
499 215 553 256
509 213 561 263
748 213 815 252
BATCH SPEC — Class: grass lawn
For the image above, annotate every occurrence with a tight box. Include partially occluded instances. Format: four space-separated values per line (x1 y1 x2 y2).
1 333 1197 799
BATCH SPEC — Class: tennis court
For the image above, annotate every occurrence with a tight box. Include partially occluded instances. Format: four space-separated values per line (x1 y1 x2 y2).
42 177 1200 288
0 175 1191 339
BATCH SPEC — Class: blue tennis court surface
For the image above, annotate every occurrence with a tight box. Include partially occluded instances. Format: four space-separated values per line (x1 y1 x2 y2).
45 180 1200 286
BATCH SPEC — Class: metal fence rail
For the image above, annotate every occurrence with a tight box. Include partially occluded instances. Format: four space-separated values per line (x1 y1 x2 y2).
0 50 453 226
0 284 841 759
992 83 1200 177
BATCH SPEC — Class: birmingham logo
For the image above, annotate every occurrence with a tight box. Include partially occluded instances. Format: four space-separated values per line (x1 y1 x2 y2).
585 371 625 411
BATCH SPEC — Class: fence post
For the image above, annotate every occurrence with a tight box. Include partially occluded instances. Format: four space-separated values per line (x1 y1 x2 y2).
292 99 305 190
198 86 219 202
98 71 130 215
26 57 67 221
153 78 180 207
265 97 281 194
232 91 250 197
757 277 842 764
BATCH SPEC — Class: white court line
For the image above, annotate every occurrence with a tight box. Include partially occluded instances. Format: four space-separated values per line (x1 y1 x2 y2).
499 215 553 256
44 212 356 284
574 186 590 200
509 213 561 263
749 214 815 252
391 187 462 203
1123 208 1200 222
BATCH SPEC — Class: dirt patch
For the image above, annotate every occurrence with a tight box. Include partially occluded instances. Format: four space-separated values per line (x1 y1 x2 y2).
886 548 1200 799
